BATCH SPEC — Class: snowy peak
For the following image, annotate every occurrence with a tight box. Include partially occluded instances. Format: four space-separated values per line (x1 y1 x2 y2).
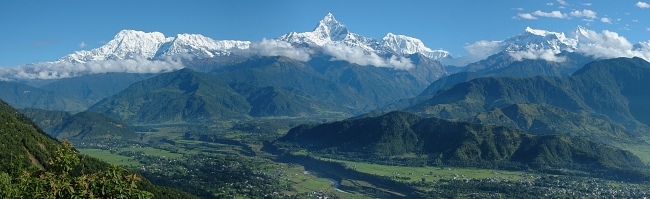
382 33 451 59
58 30 250 63
503 26 577 52
573 25 591 40
277 13 448 60
276 13 353 46
313 12 349 41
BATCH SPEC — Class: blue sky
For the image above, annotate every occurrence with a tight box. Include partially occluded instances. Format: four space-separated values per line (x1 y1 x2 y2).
1 0 649 67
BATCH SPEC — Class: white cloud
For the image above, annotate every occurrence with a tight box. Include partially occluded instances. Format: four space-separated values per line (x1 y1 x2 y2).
236 39 312 62
559 6 567 9
557 0 569 5
646 27 650 31
439 40 505 66
575 29 650 61
78 41 86 48
509 49 567 62
0 56 184 80
570 9 597 19
512 7 524 11
517 13 538 20
580 2 592 6
601 17 612 24
532 10 569 19
636 1 650 8
464 40 505 58
547 2 554 6
322 43 414 70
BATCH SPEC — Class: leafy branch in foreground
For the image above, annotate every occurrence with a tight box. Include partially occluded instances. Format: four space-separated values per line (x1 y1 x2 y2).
0 140 153 199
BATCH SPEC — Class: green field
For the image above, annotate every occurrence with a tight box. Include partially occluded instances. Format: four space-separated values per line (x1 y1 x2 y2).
328 158 533 183
78 149 142 167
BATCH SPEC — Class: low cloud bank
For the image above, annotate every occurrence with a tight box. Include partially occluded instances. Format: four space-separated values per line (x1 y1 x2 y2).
576 29 650 60
235 39 312 62
322 43 414 70
509 49 567 62
0 56 184 81
440 40 505 66
237 40 414 70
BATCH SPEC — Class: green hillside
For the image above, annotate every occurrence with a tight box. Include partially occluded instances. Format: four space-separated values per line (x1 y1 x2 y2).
465 51 594 77
21 109 139 141
229 82 344 117
50 111 138 140
0 81 86 112
89 68 252 124
40 72 155 105
276 111 648 181
410 57 650 132
213 55 438 113
20 108 71 133
471 103 640 145
0 99 197 198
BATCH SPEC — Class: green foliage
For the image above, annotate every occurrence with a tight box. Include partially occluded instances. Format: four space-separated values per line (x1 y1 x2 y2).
0 99 197 198
0 141 153 199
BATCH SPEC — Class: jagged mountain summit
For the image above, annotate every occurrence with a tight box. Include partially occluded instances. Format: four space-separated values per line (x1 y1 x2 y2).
276 13 451 60
503 26 578 52
58 30 251 63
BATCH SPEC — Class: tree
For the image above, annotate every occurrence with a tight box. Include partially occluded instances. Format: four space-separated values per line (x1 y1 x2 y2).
0 140 153 199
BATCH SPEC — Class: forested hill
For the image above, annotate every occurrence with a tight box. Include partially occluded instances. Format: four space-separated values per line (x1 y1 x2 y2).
276 111 648 181
0 99 196 198
409 57 650 132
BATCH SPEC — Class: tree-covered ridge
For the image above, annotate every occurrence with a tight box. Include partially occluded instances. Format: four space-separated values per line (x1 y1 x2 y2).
51 111 138 140
0 81 87 112
0 100 197 198
39 72 155 106
212 55 439 113
89 68 252 124
89 68 350 124
21 109 139 141
470 103 641 144
410 57 650 132
465 52 595 77
20 108 72 133
0 101 61 172
276 111 648 181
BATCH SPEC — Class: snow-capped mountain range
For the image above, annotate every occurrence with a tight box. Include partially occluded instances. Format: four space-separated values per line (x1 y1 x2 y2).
58 30 251 63
58 13 453 64
276 13 451 60
55 13 609 65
